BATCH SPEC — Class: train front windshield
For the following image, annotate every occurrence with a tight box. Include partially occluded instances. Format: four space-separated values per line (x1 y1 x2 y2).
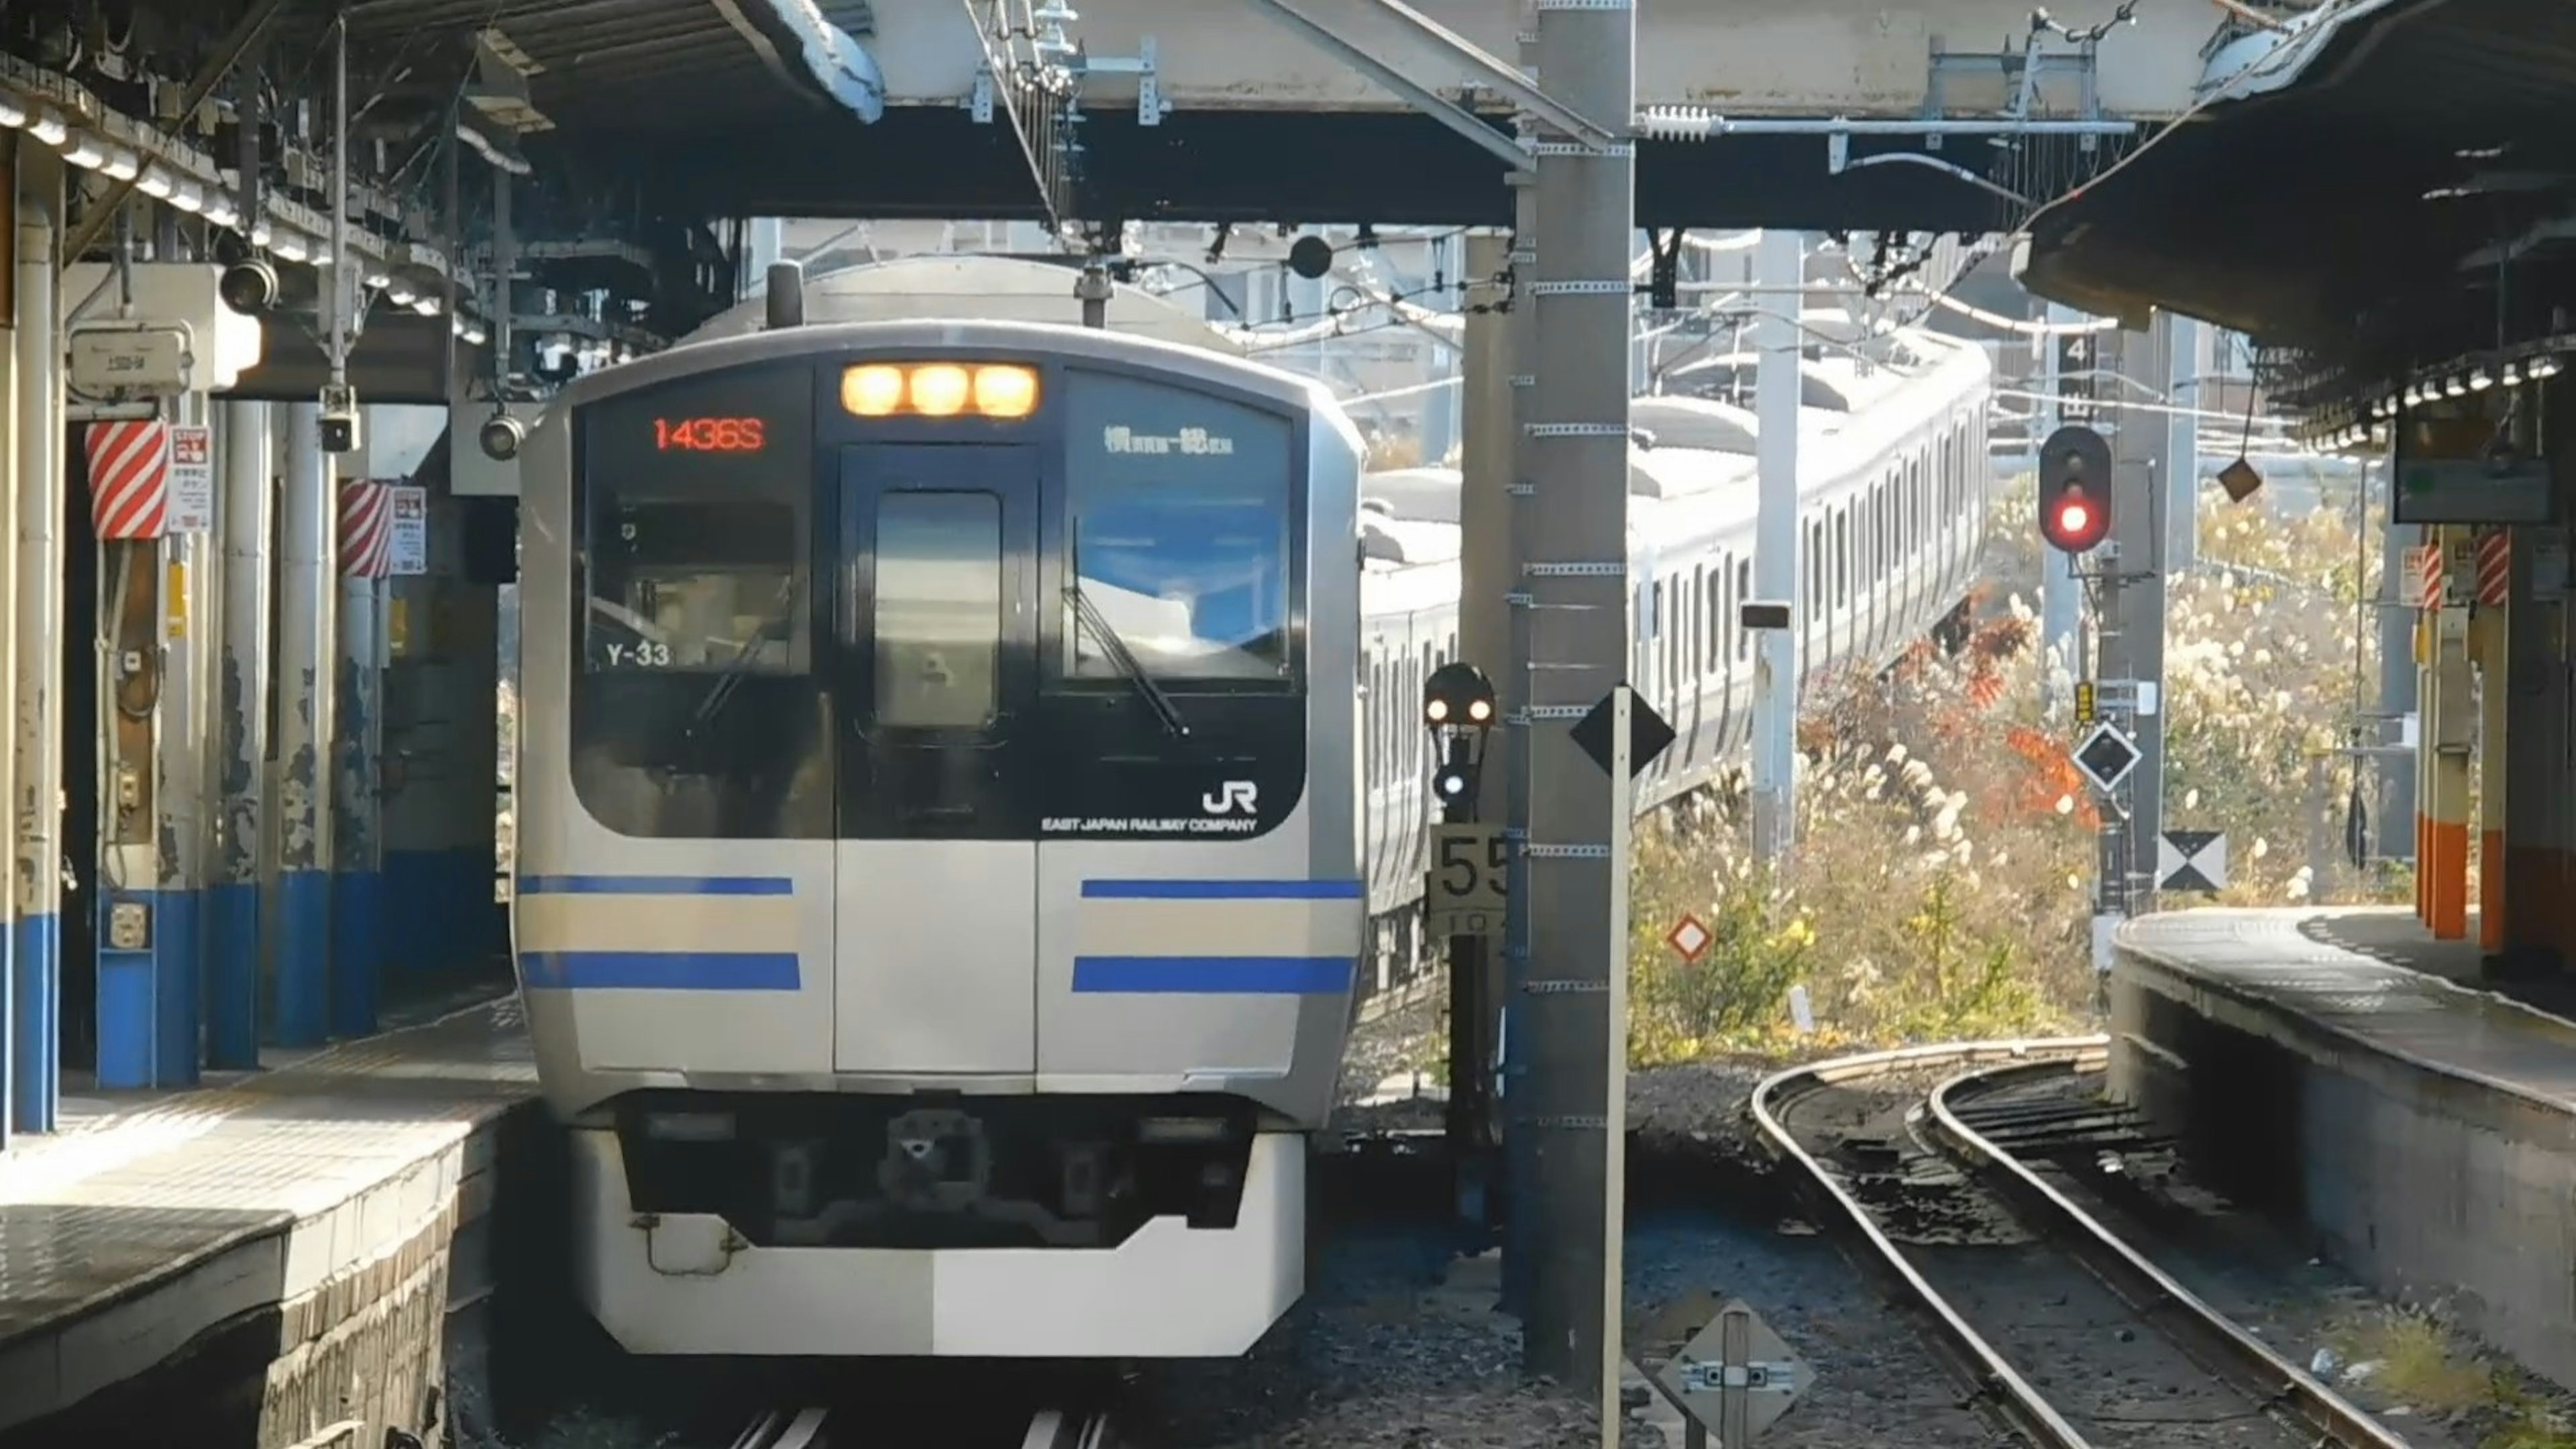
567 355 1311 845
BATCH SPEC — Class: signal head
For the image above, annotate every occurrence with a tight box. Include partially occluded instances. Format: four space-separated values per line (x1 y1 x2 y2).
1423 660 1497 731
2037 423 2114 555
1433 763 1474 800
217 259 280 316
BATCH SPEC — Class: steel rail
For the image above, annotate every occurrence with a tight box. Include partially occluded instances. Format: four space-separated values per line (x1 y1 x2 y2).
1925 1051 2414 1449
1748 1037 2108 1448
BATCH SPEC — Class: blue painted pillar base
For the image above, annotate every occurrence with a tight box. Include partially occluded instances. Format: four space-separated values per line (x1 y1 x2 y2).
14 914 56 1128
277 870 331 1047
154 890 202 1087
331 869 381 1038
97 894 165 1090
207 881 261 1069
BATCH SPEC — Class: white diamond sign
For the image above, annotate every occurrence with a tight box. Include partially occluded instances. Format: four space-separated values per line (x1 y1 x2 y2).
1668 914 1711 962
2072 721 2141 795
1655 1299 1808 1442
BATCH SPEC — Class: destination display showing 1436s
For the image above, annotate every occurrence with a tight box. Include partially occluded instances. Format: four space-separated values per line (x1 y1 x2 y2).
653 415 768 453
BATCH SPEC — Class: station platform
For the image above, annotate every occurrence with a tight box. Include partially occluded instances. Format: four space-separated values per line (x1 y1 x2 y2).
0 991 539 1446
2111 907 2576 1389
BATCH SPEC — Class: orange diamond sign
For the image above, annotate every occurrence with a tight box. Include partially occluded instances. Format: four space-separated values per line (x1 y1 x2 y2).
1668 914 1712 963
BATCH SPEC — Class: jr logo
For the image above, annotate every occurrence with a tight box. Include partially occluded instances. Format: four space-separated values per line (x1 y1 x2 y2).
1202 780 1258 816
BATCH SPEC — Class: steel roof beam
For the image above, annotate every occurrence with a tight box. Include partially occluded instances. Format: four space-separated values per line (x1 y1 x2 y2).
1348 0 1617 151
1235 0 1531 172
733 0 885 123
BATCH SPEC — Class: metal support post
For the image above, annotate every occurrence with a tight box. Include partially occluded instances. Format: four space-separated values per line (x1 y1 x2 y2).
1750 230 1802 864
0 140 18 1146
154 390 211 1085
2110 317 2167 900
332 486 381 1038
2039 303 2082 706
276 404 334 1044
2475 590 2507 951
1522 0 1632 1428
211 400 271 1065
12 148 60 1131
1458 228 1513 1237
2165 317 2203 574
1498 74 1539 1319
2376 502 2419 862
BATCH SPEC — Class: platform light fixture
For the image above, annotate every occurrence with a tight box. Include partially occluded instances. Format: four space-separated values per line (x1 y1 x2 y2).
102 150 138 180
29 113 65 146
62 139 103 170
0 97 23 129
138 169 172 199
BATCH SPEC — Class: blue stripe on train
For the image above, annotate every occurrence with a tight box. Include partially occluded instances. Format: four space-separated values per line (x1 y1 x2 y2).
523 951 802 990
520 875 794 896
1081 879 1364 900
1071 955 1355 994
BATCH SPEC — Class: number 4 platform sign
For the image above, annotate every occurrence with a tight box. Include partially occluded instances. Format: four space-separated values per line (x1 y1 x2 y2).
1427 822 1509 938
388 484 429 576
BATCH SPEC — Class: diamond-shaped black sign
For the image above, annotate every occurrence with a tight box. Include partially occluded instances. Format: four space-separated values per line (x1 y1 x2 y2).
2072 722 2141 794
1570 684 1676 780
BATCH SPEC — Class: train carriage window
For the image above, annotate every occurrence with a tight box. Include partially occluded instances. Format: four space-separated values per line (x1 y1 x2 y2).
1833 510 1848 606
1063 373 1295 684
1806 522 1822 610
586 498 805 673
1703 566 1719 673
570 365 824 839
873 492 1002 729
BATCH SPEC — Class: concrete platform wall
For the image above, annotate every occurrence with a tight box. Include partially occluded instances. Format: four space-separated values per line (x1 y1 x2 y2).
0 1099 549 1449
2112 952 2576 1388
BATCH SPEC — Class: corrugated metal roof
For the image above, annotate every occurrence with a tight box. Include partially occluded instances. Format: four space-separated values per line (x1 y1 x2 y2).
2019 0 2576 353
325 0 883 135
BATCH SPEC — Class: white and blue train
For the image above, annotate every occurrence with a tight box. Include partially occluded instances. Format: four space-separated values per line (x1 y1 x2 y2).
508 255 1992 1366
1356 327 1996 995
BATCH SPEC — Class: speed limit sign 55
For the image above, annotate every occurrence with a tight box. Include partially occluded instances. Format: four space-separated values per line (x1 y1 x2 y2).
1426 822 1509 938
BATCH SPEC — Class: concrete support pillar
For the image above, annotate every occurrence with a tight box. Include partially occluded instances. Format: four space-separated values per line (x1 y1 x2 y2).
2471 553 2508 953
2377 501 2419 863
276 405 334 1044
2165 317 2203 574
2039 305 2084 705
1497 94 1538 1320
1750 230 1802 862
12 150 60 1129
2504 437 2575 968
152 393 212 1085
2419 524 2474 941
0 140 19 1146
210 400 271 1065
1522 0 1633 1421
2108 317 2170 900
1457 228 1512 1189
332 541 382 1038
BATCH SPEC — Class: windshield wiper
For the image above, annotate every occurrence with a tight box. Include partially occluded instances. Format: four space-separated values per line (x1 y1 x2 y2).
688 580 798 735
1064 582 1190 742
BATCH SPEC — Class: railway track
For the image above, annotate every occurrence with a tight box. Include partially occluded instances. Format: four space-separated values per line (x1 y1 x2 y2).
1750 1038 2414 1449
727 1403 1118 1448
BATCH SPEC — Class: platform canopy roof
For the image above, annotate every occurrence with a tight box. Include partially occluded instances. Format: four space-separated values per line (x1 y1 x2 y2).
2014 0 2576 419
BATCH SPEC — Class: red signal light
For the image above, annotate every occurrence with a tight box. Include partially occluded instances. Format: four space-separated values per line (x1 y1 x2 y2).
2040 482 2108 554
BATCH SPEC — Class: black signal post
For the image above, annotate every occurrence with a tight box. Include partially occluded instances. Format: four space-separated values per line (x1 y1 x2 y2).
2039 423 2114 555
1424 661 1499 1238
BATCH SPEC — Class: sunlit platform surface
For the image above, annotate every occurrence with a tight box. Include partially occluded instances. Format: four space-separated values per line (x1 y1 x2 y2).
0 998 536 1433
2112 907 2576 1388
